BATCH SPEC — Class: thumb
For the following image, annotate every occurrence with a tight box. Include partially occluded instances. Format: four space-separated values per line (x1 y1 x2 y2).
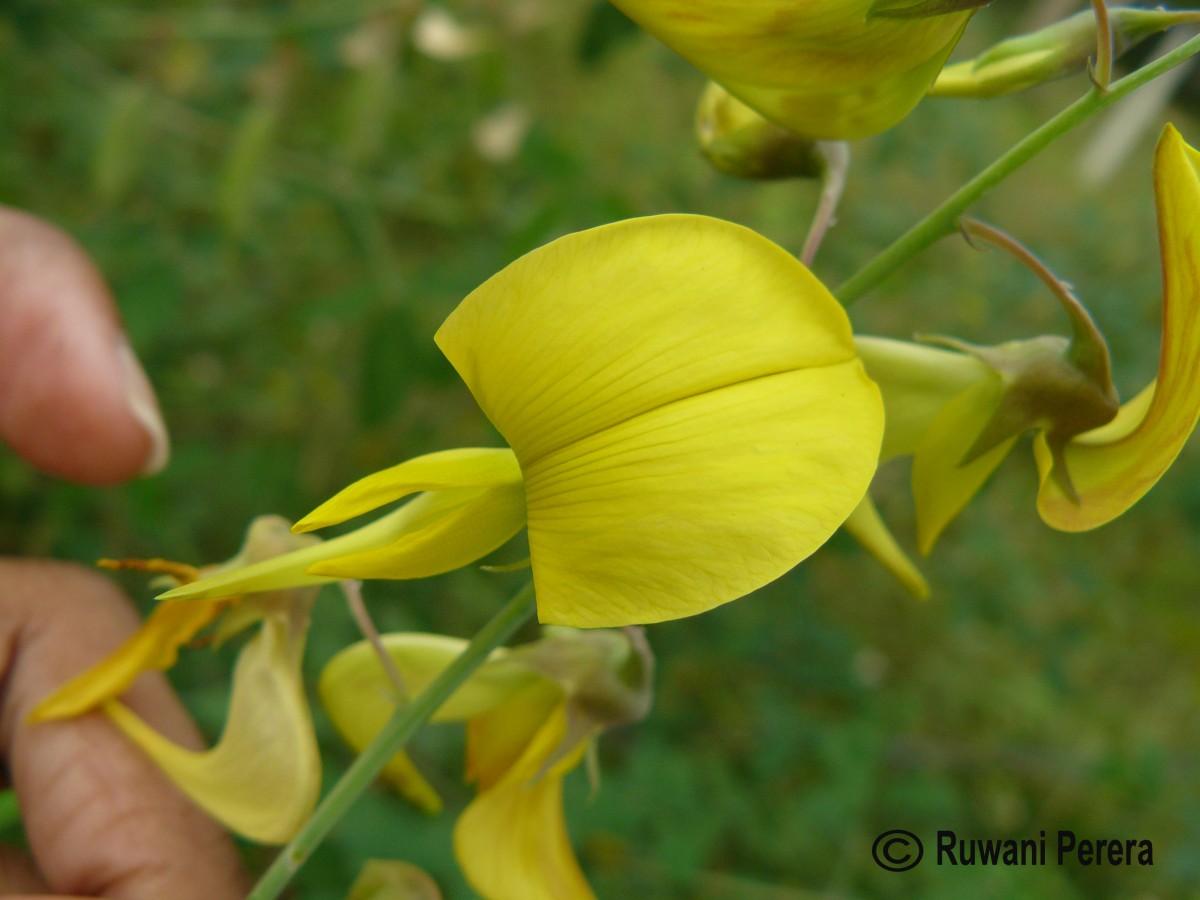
0 207 169 484
0 560 248 899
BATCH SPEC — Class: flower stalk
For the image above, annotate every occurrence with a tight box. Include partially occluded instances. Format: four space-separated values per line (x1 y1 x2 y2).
836 29 1200 306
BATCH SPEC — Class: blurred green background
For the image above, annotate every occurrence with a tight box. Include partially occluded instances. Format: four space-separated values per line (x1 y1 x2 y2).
3 1 1200 897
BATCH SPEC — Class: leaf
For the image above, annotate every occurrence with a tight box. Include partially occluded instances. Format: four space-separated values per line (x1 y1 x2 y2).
577 1 640 69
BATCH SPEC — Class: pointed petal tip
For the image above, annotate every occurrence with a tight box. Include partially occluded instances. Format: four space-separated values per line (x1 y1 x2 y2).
842 494 931 599
293 498 353 533
290 516 322 534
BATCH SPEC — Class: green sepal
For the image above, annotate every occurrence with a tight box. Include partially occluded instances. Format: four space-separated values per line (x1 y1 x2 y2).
919 333 1119 501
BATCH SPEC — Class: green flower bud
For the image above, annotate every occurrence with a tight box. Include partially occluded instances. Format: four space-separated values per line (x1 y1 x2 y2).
695 82 827 180
932 6 1200 98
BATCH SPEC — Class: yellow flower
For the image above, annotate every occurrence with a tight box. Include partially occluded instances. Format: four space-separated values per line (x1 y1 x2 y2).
164 215 883 627
607 0 982 140
856 124 1200 555
319 628 653 900
31 516 323 844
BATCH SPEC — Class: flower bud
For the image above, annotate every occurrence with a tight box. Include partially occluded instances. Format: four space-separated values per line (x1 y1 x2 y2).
932 7 1200 98
695 82 827 179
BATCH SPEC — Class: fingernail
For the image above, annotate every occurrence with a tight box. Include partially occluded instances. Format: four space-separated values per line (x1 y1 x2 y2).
117 341 171 476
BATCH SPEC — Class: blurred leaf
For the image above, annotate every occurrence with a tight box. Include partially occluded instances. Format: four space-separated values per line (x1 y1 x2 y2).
577 1 640 68
4 0 52 44
0 789 22 835
218 101 280 237
360 307 434 428
337 17 400 167
92 82 151 205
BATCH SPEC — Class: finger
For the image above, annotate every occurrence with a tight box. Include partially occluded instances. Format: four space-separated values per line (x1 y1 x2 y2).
0 845 51 894
0 207 169 484
0 560 248 900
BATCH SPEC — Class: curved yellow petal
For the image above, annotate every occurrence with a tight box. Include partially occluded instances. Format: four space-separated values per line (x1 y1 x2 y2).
607 1 972 139
855 336 991 460
307 482 526 581
455 701 593 900
30 597 225 721
105 614 319 844
913 377 1016 554
437 215 883 626
1036 125 1200 530
841 493 929 598
465 679 563 791
295 448 521 532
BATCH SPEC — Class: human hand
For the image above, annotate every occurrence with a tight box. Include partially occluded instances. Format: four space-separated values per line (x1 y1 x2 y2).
0 205 168 484
0 562 249 899
0 209 247 897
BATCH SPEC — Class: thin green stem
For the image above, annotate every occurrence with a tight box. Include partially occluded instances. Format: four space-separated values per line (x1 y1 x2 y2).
836 30 1200 306
246 580 538 900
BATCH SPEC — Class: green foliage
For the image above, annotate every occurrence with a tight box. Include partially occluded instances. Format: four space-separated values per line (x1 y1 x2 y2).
2 1 1198 897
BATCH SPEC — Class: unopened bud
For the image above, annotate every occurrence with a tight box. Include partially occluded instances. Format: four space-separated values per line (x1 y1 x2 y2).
932 7 1200 98
695 82 825 180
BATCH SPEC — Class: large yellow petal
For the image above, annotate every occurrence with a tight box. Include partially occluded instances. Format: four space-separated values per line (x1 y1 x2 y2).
437 215 883 626
607 1 972 139
455 701 593 900
30 597 225 721
855 336 991 460
104 614 319 844
436 215 863 465
912 377 1017 554
1035 125 1200 530
526 364 882 625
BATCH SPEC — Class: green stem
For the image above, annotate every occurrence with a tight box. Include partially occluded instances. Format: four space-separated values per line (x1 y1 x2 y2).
246 580 538 900
836 30 1200 306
